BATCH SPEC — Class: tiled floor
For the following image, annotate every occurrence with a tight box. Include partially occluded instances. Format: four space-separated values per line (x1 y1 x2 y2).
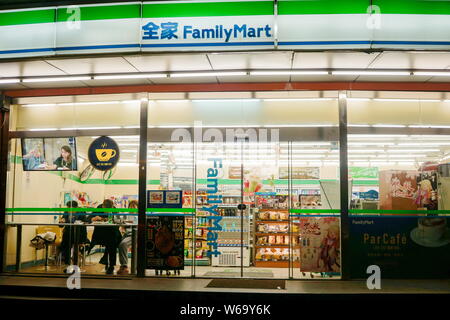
18 252 339 280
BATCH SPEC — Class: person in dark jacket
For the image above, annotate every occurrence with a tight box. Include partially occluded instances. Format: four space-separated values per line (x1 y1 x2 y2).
88 199 122 275
59 200 89 273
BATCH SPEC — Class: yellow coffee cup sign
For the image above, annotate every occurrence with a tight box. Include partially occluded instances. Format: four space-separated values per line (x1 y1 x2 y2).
95 149 117 161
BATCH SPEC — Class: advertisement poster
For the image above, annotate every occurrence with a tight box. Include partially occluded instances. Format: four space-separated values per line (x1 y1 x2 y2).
349 167 379 179
349 216 450 278
299 217 341 273
147 190 183 208
379 170 418 210
146 216 185 270
279 167 320 180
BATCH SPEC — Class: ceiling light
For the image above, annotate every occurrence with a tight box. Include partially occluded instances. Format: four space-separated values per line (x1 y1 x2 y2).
22 103 57 108
408 125 450 129
413 72 450 77
387 149 439 153
0 78 20 84
250 71 328 76
58 101 120 106
80 126 121 130
263 98 334 102
170 72 246 78
22 76 91 83
347 98 371 101
373 98 441 102
94 74 167 80
332 71 410 76
372 124 407 128
27 128 58 131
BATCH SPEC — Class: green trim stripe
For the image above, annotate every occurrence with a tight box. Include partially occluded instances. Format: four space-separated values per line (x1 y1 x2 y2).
290 209 340 213
278 0 369 15
56 4 141 22
143 1 274 18
6 207 195 213
373 0 450 15
0 9 55 27
6 207 137 212
350 209 450 215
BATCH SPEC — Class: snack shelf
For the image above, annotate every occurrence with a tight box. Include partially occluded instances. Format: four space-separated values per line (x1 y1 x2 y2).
255 232 298 236
255 245 290 248
256 220 289 223
254 261 300 268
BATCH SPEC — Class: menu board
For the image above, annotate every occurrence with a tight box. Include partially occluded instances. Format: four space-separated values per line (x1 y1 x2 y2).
146 216 185 270
299 217 341 273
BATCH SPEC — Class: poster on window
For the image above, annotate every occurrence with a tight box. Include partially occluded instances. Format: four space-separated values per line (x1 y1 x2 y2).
279 167 320 180
299 217 341 273
146 216 185 270
349 216 450 278
379 170 419 210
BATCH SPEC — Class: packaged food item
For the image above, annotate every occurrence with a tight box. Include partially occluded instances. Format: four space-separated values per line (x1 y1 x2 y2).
255 249 263 260
257 236 267 245
268 236 276 244
273 248 282 260
276 235 284 244
279 212 288 220
258 224 266 232
269 211 279 220
279 224 289 232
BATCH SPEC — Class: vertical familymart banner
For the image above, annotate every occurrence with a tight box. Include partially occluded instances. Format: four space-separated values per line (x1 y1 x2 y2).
0 0 450 58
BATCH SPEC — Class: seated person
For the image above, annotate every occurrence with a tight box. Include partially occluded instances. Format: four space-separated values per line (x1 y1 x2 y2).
59 200 89 273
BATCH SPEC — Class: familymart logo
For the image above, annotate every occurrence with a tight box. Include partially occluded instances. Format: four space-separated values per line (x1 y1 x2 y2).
142 22 272 42
203 158 223 257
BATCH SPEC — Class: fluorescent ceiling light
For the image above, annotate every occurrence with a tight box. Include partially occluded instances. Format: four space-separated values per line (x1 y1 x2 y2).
263 98 334 102
347 98 371 101
349 142 395 146
413 72 450 77
154 100 189 103
348 149 385 153
0 78 20 84
22 76 91 83
388 154 426 158
28 128 57 131
373 98 441 102
263 124 334 128
192 99 260 102
58 101 120 106
80 126 121 130
250 71 328 76
332 71 410 76
398 142 450 146
387 149 439 153
348 124 371 127
408 125 450 129
372 124 407 128
22 103 57 108
171 72 246 78
94 74 167 80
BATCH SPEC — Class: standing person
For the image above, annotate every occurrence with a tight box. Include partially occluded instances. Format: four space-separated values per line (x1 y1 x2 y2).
116 200 138 275
48 145 75 170
59 200 89 273
89 199 121 274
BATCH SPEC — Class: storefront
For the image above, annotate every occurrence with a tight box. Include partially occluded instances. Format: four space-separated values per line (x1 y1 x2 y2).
0 0 450 282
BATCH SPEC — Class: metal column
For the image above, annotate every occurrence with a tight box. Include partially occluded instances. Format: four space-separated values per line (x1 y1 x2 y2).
0 95 10 273
338 91 350 280
137 97 148 277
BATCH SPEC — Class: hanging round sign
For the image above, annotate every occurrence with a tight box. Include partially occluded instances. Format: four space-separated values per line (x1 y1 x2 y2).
88 136 120 171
